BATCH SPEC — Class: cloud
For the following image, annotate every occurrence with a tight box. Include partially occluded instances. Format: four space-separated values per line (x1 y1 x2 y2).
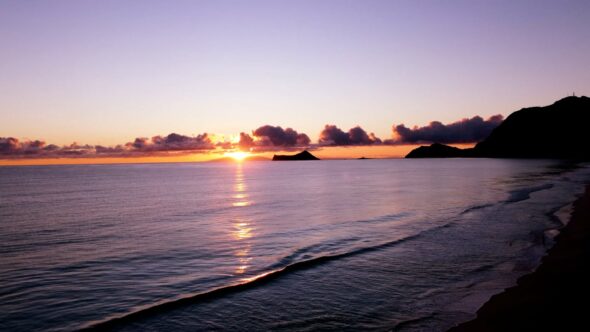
59 143 95 156
319 125 382 145
95 145 126 154
0 132 215 159
0 115 503 160
129 137 150 150
238 132 255 150
0 137 23 154
252 125 311 147
234 125 311 151
388 115 503 144
1 138 52 156
126 133 215 152
0 138 97 157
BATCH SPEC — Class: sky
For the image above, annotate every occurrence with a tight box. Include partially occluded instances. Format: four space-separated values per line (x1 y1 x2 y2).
1 0 589 163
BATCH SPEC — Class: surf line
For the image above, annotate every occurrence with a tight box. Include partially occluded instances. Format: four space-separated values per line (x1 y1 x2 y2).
80 222 453 331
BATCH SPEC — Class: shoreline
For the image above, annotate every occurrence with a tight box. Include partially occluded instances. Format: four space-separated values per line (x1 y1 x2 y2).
449 185 590 331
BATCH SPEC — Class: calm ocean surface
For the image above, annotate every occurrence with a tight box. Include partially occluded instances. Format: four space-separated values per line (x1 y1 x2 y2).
1 159 589 331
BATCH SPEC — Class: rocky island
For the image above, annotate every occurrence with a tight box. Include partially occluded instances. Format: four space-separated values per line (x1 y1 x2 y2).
272 150 320 161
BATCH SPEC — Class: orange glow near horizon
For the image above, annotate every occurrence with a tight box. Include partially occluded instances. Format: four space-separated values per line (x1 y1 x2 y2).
0 143 477 166
224 151 251 161
0 154 215 166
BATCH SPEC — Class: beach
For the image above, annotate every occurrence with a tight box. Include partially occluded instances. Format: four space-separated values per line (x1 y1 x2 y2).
450 185 590 331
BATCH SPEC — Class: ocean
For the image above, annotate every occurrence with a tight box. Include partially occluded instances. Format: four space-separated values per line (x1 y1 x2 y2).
1 159 589 331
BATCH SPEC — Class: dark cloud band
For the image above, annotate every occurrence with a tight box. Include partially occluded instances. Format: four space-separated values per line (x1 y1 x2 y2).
0 133 214 159
319 125 381 146
1 115 503 159
239 125 311 151
389 115 503 144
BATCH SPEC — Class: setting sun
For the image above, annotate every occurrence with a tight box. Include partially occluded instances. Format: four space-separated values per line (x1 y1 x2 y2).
225 151 250 161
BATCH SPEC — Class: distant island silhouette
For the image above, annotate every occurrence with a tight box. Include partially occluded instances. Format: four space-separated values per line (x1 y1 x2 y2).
272 150 320 161
406 96 590 160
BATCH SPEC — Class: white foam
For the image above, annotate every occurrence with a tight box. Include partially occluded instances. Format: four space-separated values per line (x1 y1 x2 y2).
554 202 574 226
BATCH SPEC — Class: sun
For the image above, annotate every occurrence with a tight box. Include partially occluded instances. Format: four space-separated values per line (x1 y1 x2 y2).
225 151 250 161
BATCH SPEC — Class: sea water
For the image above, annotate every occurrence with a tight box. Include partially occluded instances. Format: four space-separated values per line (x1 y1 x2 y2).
1 159 589 331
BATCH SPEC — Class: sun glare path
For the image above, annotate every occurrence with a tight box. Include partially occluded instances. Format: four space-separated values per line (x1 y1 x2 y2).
225 151 250 161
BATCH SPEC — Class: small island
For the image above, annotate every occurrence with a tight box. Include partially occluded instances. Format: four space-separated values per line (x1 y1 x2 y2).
272 150 320 161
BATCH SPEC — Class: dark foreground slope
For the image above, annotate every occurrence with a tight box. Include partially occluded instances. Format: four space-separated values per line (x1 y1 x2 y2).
449 185 590 331
272 150 320 161
407 96 590 159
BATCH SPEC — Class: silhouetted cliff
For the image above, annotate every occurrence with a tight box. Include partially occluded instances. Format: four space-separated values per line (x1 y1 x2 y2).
272 150 320 161
406 96 590 160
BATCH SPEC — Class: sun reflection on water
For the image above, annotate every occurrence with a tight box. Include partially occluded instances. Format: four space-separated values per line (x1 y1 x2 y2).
232 164 251 207
234 221 252 239
234 246 252 274
231 163 255 275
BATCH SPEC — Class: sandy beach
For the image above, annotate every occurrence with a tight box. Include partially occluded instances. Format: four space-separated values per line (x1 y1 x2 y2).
450 185 590 331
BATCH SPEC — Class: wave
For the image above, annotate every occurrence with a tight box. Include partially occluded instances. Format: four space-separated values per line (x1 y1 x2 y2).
504 183 554 204
260 211 412 239
267 213 411 267
267 236 363 269
460 203 495 215
356 212 411 224
79 222 453 331
460 183 556 215
391 313 436 331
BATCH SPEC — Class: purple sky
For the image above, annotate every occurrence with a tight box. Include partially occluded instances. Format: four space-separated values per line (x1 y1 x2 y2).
1 0 589 146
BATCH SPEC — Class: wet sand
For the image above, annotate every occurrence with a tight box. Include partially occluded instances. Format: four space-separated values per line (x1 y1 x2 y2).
449 185 590 331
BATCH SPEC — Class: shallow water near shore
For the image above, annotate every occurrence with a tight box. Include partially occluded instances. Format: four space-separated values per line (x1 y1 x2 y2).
1 159 589 331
